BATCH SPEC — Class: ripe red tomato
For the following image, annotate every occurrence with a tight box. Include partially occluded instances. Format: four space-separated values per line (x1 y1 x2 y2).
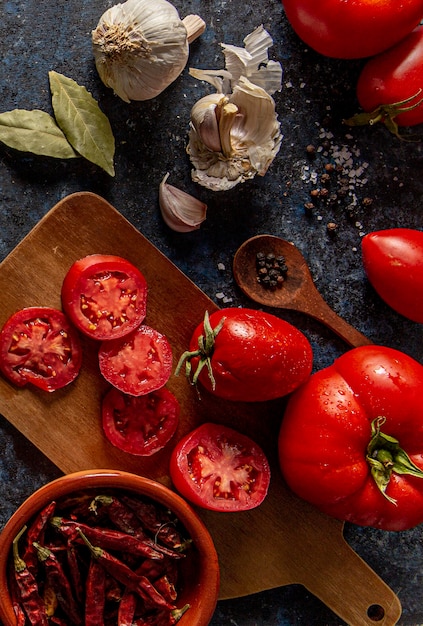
98 324 173 396
170 422 271 511
282 0 423 59
0 306 82 392
278 345 423 530
102 386 180 456
354 26 423 131
362 228 423 323
61 254 148 340
176 308 313 402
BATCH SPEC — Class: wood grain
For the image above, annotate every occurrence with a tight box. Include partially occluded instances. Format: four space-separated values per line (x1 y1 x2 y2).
0 193 402 625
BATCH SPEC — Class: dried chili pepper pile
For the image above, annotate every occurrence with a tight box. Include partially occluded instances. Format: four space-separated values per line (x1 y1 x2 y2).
9 490 192 625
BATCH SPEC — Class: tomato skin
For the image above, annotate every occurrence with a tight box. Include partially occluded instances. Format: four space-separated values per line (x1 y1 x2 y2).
278 345 423 530
102 386 180 456
61 254 148 340
0 306 82 392
185 308 313 402
282 0 423 59
170 423 271 511
362 228 423 323
98 324 173 396
356 26 423 127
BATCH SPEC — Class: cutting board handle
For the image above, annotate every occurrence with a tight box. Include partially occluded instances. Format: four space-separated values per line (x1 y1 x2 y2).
300 532 401 625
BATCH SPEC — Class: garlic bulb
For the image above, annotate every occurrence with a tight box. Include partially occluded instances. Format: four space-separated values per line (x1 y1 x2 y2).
92 0 205 103
187 25 283 191
159 173 207 232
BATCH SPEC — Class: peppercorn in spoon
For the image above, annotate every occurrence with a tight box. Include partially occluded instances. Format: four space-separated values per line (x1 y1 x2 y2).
233 234 372 348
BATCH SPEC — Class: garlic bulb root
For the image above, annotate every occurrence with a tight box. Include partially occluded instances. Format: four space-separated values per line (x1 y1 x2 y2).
92 0 205 102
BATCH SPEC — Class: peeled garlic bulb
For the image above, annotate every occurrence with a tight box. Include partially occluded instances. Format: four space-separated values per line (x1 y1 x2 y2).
92 0 205 103
187 26 283 191
159 173 207 232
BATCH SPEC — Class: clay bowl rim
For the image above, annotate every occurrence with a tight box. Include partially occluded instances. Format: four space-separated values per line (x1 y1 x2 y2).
0 469 220 626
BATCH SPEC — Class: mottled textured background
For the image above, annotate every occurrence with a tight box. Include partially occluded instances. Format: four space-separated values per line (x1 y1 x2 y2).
0 1 422 624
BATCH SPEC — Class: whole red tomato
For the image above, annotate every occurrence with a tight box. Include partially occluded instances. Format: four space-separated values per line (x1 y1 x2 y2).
176 308 313 402
362 228 423 323
170 422 271 511
345 26 423 135
282 0 423 59
278 345 423 530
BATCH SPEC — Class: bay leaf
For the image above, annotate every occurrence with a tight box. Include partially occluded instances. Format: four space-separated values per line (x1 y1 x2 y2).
49 71 115 177
0 109 78 158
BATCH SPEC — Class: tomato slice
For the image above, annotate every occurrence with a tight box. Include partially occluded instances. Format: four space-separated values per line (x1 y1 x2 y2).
98 324 173 396
61 254 148 340
169 423 271 511
0 306 82 392
102 386 180 456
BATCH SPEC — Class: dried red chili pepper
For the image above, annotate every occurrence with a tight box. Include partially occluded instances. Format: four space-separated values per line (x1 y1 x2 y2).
12 526 49 626
89 496 182 559
66 542 84 604
50 516 165 560
121 496 186 550
33 541 83 625
42 583 58 617
117 587 138 626
23 501 56 575
154 575 177 603
85 556 106 626
8 571 26 626
132 603 190 626
77 529 175 610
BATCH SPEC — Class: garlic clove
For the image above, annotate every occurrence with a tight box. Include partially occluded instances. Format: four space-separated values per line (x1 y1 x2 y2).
159 173 207 232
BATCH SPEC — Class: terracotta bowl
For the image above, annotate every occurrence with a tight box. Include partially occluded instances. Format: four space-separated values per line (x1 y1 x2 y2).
0 469 220 626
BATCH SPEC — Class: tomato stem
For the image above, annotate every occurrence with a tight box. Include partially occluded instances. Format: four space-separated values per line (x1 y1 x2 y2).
343 89 423 140
366 416 423 505
175 311 225 391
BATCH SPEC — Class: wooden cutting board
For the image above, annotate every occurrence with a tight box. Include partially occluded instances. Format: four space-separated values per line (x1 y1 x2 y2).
0 193 402 625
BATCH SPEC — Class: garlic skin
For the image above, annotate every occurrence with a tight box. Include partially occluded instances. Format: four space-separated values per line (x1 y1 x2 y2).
159 173 207 232
92 0 205 103
187 26 283 191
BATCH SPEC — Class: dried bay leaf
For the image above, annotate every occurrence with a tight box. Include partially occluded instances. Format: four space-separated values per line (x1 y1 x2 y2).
0 109 78 158
49 71 115 177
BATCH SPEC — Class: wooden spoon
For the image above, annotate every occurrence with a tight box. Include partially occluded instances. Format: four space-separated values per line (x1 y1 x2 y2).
233 234 372 348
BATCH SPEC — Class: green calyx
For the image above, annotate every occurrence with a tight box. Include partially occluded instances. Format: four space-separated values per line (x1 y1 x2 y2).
343 89 423 140
366 416 423 505
175 311 225 390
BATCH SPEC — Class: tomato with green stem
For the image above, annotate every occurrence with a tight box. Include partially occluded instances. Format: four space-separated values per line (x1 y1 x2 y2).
170 422 271 511
176 308 313 402
278 345 423 530
344 26 423 138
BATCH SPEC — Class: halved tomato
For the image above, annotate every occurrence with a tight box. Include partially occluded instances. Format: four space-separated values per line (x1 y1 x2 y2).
169 423 271 511
98 324 173 396
0 306 82 391
61 254 148 340
102 386 180 456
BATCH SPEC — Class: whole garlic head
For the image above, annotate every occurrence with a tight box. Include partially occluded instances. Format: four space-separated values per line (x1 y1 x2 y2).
187 25 283 191
92 0 205 103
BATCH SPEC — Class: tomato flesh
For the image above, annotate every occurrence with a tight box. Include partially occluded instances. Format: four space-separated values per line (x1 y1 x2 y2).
61 254 147 340
102 386 180 456
98 324 173 396
0 306 82 391
170 423 271 511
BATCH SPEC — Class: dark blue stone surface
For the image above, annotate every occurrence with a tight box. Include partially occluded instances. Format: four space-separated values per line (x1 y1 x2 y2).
0 1 422 624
